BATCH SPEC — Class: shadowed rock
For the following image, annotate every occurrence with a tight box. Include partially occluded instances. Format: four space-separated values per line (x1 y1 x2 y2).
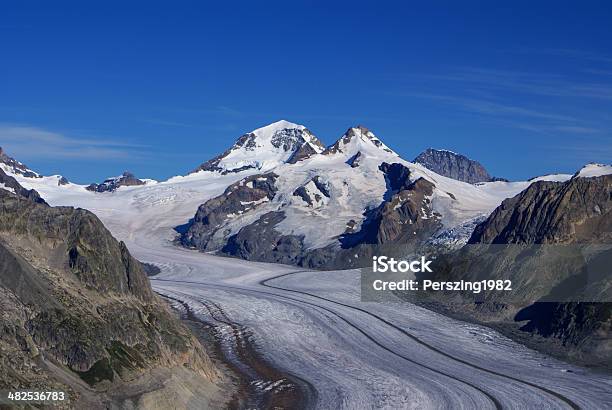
181 173 278 250
414 148 499 184
86 171 145 193
0 190 219 402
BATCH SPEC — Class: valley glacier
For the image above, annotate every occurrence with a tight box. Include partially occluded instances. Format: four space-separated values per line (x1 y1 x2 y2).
3 120 611 409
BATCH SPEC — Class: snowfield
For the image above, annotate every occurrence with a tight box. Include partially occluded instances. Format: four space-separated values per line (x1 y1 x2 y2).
4 121 612 409
2 121 578 251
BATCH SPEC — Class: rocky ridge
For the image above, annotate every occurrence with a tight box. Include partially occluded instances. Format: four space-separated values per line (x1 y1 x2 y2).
414 148 503 183
193 120 325 174
0 146 42 178
0 188 223 407
422 174 611 368
86 171 146 193
0 166 47 204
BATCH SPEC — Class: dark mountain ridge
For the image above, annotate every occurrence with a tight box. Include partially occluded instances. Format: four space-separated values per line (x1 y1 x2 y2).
0 187 221 406
423 174 611 368
414 148 506 183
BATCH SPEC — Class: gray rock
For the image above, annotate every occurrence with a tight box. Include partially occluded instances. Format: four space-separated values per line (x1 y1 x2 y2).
211 162 442 270
342 163 441 246
0 191 218 398
221 211 305 265
287 141 319 163
181 173 278 250
292 176 330 207
423 174 612 368
323 126 394 155
0 147 42 178
469 175 612 244
0 167 47 204
347 151 363 167
414 148 496 184
86 171 145 192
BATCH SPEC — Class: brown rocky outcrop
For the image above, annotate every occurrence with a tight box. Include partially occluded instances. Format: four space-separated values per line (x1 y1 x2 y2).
0 189 221 406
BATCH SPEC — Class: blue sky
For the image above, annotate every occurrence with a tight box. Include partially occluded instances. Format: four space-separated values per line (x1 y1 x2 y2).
1 1 611 183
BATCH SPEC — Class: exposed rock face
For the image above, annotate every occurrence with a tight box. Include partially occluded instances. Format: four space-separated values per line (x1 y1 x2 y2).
292 176 330 207
414 148 495 184
86 171 145 193
0 167 47 204
469 175 612 244
426 174 611 368
195 134 260 174
323 126 395 155
287 141 320 164
216 163 441 270
181 173 278 250
222 211 305 265
347 151 363 168
380 162 412 192
0 146 41 178
342 163 441 246
270 127 324 153
0 191 220 404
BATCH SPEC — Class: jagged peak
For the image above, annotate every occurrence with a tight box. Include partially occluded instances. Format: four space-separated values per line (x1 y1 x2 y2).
420 148 461 156
323 125 397 156
0 146 42 178
192 120 325 174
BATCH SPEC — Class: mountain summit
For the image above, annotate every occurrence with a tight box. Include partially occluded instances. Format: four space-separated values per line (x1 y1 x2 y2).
323 126 397 157
192 120 325 174
414 148 500 184
86 171 146 192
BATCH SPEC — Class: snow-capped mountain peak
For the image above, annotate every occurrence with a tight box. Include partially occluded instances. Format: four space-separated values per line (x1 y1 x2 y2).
0 146 42 178
323 126 398 157
251 119 305 139
573 163 612 179
192 120 325 174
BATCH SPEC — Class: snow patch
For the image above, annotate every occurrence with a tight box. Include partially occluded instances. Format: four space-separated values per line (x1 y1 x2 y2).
0 182 16 194
574 163 612 178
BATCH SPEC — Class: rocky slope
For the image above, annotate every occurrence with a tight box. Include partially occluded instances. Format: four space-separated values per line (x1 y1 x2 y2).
178 125 574 269
1 147 70 187
179 126 426 269
0 146 42 178
183 158 442 269
469 174 611 244
180 173 279 251
423 172 611 367
414 148 503 183
0 166 47 204
0 187 224 407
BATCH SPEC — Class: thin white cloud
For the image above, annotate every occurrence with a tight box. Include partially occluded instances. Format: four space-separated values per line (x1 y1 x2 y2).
140 118 195 128
535 48 612 63
410 67 612 100
0 124 145 160
404 93 577 122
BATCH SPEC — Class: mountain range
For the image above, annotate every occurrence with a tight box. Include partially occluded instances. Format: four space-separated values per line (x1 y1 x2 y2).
1 119 610 369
